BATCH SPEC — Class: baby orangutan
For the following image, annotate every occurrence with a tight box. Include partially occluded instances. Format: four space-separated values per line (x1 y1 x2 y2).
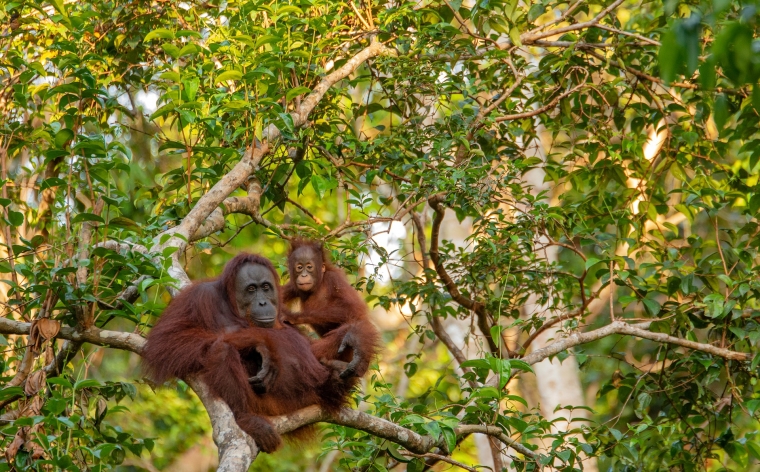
282 239 380 381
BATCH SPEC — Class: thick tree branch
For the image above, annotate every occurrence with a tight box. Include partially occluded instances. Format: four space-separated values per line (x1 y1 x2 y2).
0 317 146 354
188 378 258 472
191 178 264 241
271 405 437 454
270 405 539 462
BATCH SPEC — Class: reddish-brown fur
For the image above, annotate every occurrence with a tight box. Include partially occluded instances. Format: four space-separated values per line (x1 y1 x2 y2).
282 239 381 382
142 253 347 453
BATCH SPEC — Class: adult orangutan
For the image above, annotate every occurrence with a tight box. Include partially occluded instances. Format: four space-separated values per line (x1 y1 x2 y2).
141 253 348 453
282 239 380 381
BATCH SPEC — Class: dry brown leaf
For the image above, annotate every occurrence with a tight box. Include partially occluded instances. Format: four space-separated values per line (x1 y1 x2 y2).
78 391 90 414
37 318 61 340
29 319 61 353
5 427 27 463
20 395 43 417
24 425 45 460
97 397 108 418
29 320 42 353
24 370 46 397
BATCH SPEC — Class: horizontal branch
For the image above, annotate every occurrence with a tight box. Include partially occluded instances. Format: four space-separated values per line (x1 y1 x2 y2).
455 425 536 459
616 323 750 361
0 317 146 354
272 405 436 454
271 405 538 461
521 320 750 365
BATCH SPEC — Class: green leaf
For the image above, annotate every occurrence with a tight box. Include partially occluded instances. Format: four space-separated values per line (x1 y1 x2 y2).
74 379 102 390
72 213 105 224
150 101 176 121
460 359 491 369
223 100 249 110
747 441 760 461
386 443 411 463
7 210 23 227
286 86 311 102
108 216 143 234
232 35 255 47
659 29 680 84
160 71 180 82
145 28 175 41
178 44 200 57
699 55 715 90
54 128 74 148
161 43 180 58
442 427 456 454
183 78 199 101
254 35 280 49
311 174 328 199
528 4 544 21
509 27 522 47
47 377 73 389
216 70 242 84
40 177 66 190
0 387 23 401
276 5 303 15
642 297 661 316
585 257 601 271
714 93 728 130
408 458 425 472
49 0 68 18
507 359 534 373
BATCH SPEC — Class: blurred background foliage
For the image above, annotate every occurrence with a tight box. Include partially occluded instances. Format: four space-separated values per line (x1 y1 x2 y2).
1 0 760 470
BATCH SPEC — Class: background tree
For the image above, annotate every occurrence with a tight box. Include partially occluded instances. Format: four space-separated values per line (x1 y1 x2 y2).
0 0 759 470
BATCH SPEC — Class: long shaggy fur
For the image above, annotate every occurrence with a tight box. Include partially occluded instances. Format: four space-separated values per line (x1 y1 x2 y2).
282 240 382 387
141 252 352 453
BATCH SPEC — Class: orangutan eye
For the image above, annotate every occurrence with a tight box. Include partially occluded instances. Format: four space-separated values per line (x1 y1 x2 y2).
247 285 256 292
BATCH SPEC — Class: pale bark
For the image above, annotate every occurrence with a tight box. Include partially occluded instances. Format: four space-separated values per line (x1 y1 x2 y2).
523 126 598 470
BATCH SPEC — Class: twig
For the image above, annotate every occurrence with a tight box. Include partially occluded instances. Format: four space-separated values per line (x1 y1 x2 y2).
348 1 372 30
595 24 660 46
494 73 587 123
520 306 585 354
402 452 477 471
521 320 750 365
455 424 537 459
521 0 626 43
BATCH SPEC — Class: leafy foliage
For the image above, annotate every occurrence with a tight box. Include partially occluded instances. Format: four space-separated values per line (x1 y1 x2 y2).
0 0 759 470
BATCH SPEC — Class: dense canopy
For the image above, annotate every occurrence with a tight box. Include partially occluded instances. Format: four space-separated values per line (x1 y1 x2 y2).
0 0 759 470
